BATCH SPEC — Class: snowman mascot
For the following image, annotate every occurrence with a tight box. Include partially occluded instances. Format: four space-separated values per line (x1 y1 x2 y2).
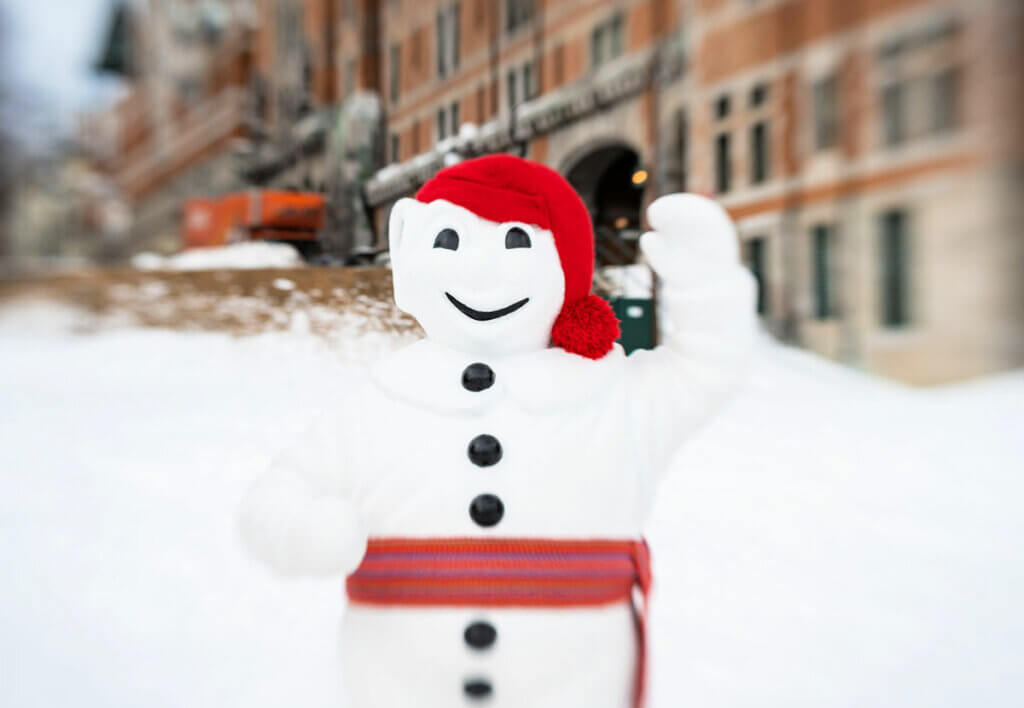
241 154 755 707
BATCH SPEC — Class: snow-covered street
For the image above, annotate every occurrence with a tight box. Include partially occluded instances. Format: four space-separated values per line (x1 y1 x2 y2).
1 305 1022 707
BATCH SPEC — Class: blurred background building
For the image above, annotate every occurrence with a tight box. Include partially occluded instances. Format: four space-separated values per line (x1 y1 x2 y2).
5 0 1023 384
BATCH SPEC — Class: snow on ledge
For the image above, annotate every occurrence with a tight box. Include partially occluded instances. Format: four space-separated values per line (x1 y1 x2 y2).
132 242 305 271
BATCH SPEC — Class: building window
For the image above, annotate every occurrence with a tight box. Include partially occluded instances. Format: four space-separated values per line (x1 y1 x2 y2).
591 13 624 69
507 68 518 110
714 94 731 120
591 26 606 68
879 209 910 327
750 82 769 107
450 100 460 136
412 119 421 154
881 81 906 147
522 61 538 101
714 133 731 193
389 133 400 163
745 237 769 316
345 58 356 98
609 12 623 57
437 107 447 141
506 0 533 33
476 84 485 121
929 68 959 133
750 120 770 184
812 75 839 150
437 4 460 78
389 44 400 104
811 224 837 320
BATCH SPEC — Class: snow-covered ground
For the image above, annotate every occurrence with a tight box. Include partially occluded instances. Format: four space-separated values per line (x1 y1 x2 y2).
1 305 1021 707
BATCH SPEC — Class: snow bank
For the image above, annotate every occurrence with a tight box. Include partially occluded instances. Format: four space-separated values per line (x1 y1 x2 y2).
132 242 305 271
0 304 1021 707
598 263 653 298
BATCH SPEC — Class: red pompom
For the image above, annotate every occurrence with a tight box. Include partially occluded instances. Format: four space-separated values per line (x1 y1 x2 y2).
550 295 621 360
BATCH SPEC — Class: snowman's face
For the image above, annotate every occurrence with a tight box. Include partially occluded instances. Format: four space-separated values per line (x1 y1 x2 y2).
388 198 566 356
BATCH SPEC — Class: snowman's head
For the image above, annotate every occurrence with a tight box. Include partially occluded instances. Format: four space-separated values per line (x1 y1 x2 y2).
387 155 620 359
388 197 565 356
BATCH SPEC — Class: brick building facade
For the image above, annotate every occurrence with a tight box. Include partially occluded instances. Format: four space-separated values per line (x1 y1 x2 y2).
82 0 1023 383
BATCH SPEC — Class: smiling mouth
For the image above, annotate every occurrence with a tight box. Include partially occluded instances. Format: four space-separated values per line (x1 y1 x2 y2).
445 292 530 321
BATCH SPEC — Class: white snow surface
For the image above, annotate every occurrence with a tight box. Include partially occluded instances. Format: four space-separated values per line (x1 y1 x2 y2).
132 242 305 271
1 306 1022 708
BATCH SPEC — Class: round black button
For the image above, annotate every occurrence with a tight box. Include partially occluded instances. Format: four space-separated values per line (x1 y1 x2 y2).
469 494 504 527
464 621 497 650
468 434 502 467
462 363 495 392
463 679 493 699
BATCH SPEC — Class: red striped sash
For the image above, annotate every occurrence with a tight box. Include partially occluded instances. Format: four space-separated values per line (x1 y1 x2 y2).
346 537 653 707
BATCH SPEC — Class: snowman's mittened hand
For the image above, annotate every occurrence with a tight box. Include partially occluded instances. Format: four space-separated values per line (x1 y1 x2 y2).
240 472 368 577
639 230 733 286
645 193 739 264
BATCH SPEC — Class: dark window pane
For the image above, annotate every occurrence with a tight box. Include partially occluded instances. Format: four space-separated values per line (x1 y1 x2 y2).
436 11 444 77
437 108 447 140
507 69 517 109
610 13 623 58
880 209 910 327
452 4 460 70
813 75 839 149
882 82 906 147
714 94 731 120
812 224 835 319
930 68 959 133
746 237 769 316
751 121 769 184
750 83 769 107
389 45 400 103
715 133 731 193
591 26 605 68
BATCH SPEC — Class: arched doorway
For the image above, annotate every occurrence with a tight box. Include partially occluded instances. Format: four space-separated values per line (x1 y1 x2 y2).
563 142 655 353
563 143 645 267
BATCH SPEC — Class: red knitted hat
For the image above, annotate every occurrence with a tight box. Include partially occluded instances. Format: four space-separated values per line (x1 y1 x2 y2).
415 154 620 359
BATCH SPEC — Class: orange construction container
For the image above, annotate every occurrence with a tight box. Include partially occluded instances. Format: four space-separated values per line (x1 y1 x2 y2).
182 191 325 249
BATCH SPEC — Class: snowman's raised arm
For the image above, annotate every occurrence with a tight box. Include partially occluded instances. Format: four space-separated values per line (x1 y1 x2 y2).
626 194 757 485
238 408 368 577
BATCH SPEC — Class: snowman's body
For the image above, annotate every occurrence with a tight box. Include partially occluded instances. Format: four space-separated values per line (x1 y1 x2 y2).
241 156 755 707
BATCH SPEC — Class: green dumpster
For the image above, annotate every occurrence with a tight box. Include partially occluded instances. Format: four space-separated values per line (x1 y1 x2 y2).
608 297 655 354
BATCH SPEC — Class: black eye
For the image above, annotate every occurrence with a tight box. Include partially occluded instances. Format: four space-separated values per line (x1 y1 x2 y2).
505 227 531 249
433 228 459 250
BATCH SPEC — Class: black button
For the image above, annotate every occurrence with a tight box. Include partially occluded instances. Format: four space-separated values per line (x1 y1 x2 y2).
469 494 504 527
463 679 493 699
468 434 502 467
464 621 497 650
462 363 495 392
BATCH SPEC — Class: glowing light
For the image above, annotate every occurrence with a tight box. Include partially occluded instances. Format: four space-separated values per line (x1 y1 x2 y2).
631 169 648 186
614 217 629 229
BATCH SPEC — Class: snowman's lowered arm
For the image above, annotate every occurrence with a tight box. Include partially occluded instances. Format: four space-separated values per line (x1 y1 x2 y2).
239 411 369 577
625 194 757 488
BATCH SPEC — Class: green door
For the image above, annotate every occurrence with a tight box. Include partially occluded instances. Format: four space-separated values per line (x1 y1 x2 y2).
609 297 655 354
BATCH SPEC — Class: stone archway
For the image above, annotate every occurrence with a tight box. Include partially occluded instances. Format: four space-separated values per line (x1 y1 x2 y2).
562 141 646 267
